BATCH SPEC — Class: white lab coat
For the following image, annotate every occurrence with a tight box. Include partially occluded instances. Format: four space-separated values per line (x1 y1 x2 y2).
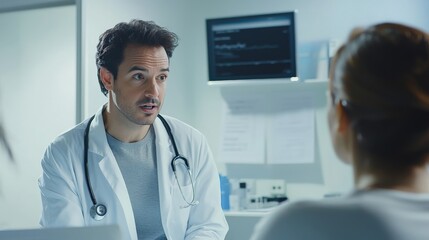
38 107 228 240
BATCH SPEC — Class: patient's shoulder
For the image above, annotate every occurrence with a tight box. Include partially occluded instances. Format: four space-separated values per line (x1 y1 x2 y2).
251 200 395 240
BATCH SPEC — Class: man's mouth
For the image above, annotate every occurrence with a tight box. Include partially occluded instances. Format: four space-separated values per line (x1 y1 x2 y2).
139 104 158 113
138 98 160 113
141 105 156 110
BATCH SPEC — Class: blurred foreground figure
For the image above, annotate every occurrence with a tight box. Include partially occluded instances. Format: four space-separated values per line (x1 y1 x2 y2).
0 123 12 161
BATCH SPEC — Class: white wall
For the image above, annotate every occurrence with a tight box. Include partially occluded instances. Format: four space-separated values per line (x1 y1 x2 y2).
81 0 429 200
0 5 76 228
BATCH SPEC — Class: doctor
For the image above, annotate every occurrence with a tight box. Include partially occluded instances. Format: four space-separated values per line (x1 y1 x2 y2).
39 19 228 240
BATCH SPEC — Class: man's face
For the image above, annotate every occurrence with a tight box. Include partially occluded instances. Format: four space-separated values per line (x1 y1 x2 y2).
110 44 169 126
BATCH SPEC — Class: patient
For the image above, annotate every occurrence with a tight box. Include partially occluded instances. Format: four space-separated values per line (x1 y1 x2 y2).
251 23 429 240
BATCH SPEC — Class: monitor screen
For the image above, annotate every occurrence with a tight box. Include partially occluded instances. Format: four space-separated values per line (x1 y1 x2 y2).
206 12 297 82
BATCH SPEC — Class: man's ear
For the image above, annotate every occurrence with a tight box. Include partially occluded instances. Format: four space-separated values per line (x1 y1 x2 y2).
336 101 350 133
99 67 114 91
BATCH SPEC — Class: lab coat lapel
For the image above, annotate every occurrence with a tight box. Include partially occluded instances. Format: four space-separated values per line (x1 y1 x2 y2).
88 108 138 240
153 117 175 238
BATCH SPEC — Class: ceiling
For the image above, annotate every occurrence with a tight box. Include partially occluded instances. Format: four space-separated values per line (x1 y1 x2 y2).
0 0 74 13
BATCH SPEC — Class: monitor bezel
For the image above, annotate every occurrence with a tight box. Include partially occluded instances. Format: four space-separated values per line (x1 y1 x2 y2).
206 11 298 85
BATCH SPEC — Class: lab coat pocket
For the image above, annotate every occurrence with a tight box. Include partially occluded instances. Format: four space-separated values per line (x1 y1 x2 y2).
168 183 192 237
171 183 194 210
170 183 193 232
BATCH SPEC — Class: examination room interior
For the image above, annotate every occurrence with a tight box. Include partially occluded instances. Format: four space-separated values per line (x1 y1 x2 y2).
1 0 429 238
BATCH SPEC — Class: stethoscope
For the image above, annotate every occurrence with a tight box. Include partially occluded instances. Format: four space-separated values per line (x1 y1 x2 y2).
84 114 199 221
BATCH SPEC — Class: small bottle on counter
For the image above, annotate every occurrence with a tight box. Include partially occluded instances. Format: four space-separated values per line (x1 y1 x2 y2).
238 182 247 210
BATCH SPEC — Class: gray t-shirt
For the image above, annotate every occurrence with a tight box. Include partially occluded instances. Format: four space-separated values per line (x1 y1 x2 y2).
251 189 429 240
107 127 166 240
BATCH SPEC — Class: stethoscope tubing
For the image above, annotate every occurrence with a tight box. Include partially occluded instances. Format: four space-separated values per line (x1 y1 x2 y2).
84 115 97 205
84 114 198 220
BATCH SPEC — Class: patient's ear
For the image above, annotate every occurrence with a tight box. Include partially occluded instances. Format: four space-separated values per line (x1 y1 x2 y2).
336 101 350 133
99 67 114 91
330 101 353 164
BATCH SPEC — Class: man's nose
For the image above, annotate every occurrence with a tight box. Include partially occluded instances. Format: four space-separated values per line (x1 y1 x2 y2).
144 79 159 97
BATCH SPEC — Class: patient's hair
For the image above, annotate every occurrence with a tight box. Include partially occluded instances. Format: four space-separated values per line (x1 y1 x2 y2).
331 23 429 168
96 19 179 96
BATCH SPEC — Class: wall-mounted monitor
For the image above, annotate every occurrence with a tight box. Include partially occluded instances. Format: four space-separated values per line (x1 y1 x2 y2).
206 11 297 84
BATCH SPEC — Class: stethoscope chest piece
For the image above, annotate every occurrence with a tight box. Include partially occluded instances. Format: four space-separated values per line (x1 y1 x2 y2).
90 203 107 221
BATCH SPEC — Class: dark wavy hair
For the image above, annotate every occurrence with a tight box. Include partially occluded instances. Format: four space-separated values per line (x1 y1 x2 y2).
96 19 179 96
331 23 429 168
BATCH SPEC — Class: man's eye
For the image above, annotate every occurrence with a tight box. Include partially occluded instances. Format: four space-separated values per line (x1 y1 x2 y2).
158 75 168 81
132 73 144 80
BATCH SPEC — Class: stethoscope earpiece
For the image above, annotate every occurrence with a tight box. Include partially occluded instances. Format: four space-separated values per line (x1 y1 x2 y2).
90 204 107 221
